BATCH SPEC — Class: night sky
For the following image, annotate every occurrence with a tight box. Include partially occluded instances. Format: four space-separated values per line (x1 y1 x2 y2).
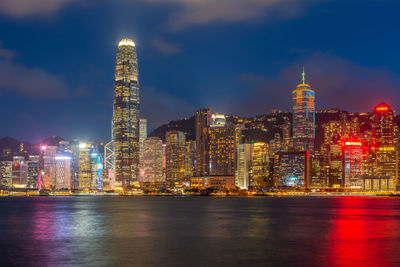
0 0 399 142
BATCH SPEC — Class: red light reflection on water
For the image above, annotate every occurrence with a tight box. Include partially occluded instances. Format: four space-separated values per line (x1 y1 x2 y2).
323 197 400 266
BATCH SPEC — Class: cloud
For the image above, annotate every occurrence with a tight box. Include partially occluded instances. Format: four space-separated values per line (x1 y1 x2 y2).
0 43 16 58
212 52 400 116
144 0 319 30
0 0 75 17
152 37 181 55
0 44 68 99
141 86 195 129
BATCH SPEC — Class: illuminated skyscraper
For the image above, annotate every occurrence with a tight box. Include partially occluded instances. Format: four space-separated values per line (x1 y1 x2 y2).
78 143 92 190
250 142 269 188
27 155 40 189
141 137 163 184
139 118 147 162
209 115 236 176
55 156 72 190
90 148 103 190
11 156 28 188
372 103 398 188
328 143 343 187
41 146 57 190
166 130 186 187
275 151 311 187
195 108 212 176
342 141 363 188
112 38 140 190
292 69 315 153
0 161 12 187
184 140 196 179
104 141 115 170
372 103 394 148
236 143 252 189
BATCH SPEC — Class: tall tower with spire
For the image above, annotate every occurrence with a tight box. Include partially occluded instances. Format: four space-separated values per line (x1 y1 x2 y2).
292 68 315 153
112 38 140 190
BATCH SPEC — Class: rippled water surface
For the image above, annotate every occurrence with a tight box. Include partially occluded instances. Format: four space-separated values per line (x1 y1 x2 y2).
1 196 400 266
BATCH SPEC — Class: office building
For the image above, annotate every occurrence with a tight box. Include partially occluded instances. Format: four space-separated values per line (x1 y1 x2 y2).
27 155 40 189
112 38 140 190
55 155 72 190
78 143 92 190
250 142 269 188
141 137 164 184
209 115 235 176
292 69 315 153
343 141 363 188
166 130 186 187
275 151 311 187
236 143 252 189
139 118 147 162
372 103 398 187
195 108 212 176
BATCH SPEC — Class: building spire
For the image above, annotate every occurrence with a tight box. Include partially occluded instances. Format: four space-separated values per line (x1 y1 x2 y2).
302 67 305 84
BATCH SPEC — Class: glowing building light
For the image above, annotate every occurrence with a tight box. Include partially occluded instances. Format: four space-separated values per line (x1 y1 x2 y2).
376 107 389 111
375 103 391 112
344 141 362 146
118 38 135 47
41 145 47 151
55 156 72 160
378 146 395 151
79 143 87 149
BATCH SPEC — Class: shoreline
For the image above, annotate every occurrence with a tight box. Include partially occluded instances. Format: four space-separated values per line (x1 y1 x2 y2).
0 192 399 197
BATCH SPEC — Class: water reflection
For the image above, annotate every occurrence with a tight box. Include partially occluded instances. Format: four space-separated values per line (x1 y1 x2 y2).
1 197 400 266
323 197 400 266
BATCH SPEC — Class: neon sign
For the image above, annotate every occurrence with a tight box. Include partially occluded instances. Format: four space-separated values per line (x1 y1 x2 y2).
376 105 390 112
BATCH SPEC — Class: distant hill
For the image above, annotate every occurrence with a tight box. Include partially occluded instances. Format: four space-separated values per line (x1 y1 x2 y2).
0 135 64 160
148 113 291 143
0 137 37 160
149 116 195 142
0 137 25 153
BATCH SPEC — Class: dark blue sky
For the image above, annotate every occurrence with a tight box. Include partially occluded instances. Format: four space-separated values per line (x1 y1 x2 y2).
0 0 399 142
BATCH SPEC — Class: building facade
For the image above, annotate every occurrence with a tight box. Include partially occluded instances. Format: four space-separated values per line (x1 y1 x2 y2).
342 141 363 188
195 108 212 176
209 117 236 176
112 38 140 190
166 131 186 187
236 143 252 189
139 118 147 163
292 70 315 153
372 103 398 187
141 137 164 185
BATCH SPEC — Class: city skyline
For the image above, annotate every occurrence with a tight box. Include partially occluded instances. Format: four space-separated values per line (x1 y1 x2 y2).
1 0 400 142
2 2 400 266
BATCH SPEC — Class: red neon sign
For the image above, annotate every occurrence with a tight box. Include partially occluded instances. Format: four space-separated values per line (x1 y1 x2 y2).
376 106 389 112
375 103 390 112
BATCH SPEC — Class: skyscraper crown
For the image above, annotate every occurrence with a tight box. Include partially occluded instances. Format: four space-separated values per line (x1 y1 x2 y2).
118 38 135 47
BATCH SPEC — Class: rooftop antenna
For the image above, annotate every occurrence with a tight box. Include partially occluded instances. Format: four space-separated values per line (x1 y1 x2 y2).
302 66 305 84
